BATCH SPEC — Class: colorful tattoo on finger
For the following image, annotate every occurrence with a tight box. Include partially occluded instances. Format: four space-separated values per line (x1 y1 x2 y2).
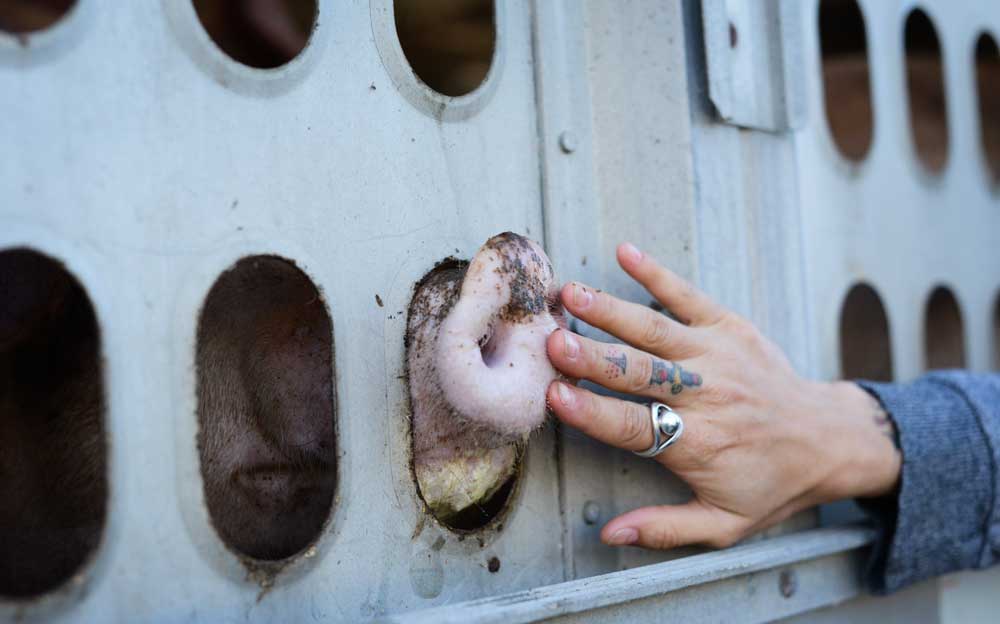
604 351 627 378
650 358 702 395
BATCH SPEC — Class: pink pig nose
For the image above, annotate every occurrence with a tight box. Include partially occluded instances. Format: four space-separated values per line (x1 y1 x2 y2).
434 232 565 437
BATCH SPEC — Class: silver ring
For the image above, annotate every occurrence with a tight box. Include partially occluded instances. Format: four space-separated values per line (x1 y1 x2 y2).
633 402 684 458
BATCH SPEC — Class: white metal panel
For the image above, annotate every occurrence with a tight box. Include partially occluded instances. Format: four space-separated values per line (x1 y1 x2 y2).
552 0 707 579
378 526 874 624
794 0 1000 620
2 0 998 621
796 0 1000 383
0 0 561 620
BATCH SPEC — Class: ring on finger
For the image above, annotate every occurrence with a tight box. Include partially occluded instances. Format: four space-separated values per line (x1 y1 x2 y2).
633 402 684 458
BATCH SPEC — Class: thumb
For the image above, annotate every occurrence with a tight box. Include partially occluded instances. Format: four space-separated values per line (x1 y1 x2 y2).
600 500 746 550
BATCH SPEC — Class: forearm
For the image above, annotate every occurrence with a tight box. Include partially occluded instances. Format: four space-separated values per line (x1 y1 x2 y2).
853 372 1000 594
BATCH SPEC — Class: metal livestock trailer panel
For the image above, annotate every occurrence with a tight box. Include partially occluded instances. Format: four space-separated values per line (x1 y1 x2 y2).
0 0 997 621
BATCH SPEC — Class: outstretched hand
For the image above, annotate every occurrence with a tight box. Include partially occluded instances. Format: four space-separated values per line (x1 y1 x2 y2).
546 243 901 550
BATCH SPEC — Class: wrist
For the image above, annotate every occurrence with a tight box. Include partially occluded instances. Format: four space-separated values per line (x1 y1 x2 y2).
811 380 902 502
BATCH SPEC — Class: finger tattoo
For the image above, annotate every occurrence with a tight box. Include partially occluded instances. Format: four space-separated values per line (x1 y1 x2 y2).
649 358 702 395
604 351 627 378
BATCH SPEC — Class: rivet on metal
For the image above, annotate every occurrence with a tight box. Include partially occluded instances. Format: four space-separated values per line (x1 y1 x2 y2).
779 569 797 598
559 131 578 154
582 501 601 525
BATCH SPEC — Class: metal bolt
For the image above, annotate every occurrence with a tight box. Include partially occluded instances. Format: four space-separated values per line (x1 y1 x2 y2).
779 569 797 598
582 501 602 525
559 131 578 154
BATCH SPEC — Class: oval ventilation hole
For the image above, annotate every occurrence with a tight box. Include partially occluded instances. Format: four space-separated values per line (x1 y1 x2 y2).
839 283 893 381
197 256 336 560
818 0 874 161
192 0 317 69
924 286 966 370
975 33 1000 184
0 0 75 34
0 249 107 599
406 261 519 532
394 0 495 96
904 9 949 174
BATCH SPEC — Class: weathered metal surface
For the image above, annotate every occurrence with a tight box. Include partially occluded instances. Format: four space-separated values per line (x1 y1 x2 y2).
376 526 874 624
0 1 561 621
781 576 941 624
1 0 998 621
702 0 807 131
797 0 1000 384
556 0 707 579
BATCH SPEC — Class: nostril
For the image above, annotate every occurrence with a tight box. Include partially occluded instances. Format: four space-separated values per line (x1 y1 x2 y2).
478 325 498 366
480 334 499 367
547 292 568 329
546 292 563 317
479 323 516 369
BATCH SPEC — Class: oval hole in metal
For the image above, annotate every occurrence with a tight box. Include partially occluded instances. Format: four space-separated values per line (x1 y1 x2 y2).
405 260 520 533
192 0 317 69
904 9 950 174
394 0 496 96
0 248 108 599
0 0 75 34
975 33 1000 184
818 0 873 161
196 255 337 561
839 282 893 381
924 285 966 370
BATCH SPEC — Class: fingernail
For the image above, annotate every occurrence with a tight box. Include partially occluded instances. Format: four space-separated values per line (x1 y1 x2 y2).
557 382 574 407
572 283 593 309
562 331 580 359
608 528 638 546
621 243 642 263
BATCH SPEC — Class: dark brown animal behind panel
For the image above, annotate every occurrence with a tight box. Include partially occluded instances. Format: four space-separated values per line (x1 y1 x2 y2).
819 0 1000 171
196 256 336 561
0 0 75 33
904 9 950 173
839 283 893 382
976 34 1000 183
0 249 107 598
394 0 495 96
192 0 316 69
819 0 873 161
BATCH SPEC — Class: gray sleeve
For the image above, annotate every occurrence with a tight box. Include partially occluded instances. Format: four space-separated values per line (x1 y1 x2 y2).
854 372 1000 594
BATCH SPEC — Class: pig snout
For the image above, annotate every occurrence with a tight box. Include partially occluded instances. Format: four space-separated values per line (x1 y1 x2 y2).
407 232 566 525
435 232 565 436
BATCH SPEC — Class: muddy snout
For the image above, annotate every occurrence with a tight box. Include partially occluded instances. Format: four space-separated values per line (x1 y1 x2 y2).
407 232 566 526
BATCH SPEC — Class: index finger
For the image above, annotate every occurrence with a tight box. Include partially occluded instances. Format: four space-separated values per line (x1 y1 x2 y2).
560 282 704 360
617 243 724 327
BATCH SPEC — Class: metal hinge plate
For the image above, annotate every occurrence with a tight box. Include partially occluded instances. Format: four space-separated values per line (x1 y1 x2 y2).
701 0 807 132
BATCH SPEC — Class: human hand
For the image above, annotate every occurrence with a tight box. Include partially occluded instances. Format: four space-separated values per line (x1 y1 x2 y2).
546 243 901 550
